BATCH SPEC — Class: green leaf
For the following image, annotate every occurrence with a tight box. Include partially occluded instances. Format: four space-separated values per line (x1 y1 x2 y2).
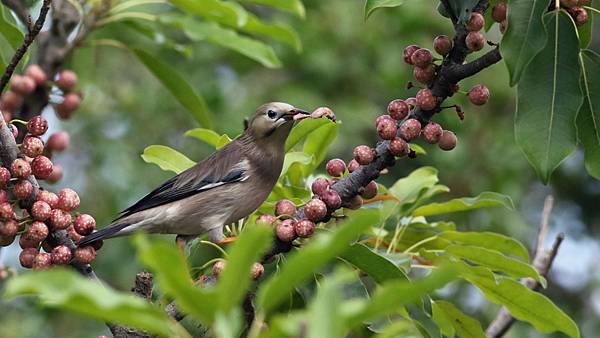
239 0 306 18
445 245 544 284
216 224 272 313
132 48 213 127
256 209 379 314
241 14 302 52
431 300 455 338
185 128 222 147
141 145 195 174
301 121 338 174
135 236 219 324
515 11 583 183
3 269 181 337
168 0 248 27
110 0 169 13
431 300 486 338
285 118 332 152
467 276 580 337
339 243 409 283
388 167 440 207
282 152 312 176
413 192 514 217
576 50 600 180
364 0 403 20
576 7 592 48
0 5 23 50
438 231 529 261
500 0 548 86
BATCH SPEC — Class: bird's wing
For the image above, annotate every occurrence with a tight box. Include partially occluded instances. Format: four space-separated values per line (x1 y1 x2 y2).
114 141 250 220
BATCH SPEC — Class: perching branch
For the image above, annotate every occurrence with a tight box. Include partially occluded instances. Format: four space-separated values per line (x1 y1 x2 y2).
109 272 154 338
485 196 565 338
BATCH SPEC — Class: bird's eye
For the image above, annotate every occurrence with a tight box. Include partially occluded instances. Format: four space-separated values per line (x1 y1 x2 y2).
267 110 277 119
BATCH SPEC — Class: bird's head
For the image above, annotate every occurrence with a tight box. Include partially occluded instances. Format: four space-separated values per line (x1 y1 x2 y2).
246 102 308 142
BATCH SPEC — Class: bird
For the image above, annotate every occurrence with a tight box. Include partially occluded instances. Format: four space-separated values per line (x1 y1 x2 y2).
78 102 308 247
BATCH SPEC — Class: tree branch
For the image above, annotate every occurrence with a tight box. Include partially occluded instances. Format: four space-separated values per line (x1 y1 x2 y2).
109 272 155 338
485 196 565 338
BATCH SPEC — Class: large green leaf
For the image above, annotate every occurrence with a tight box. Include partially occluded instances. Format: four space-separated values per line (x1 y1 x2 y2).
132 49 213 127
168 0 248 27
576 50 600 180
282 152 312 176
3 269 184 337
515 11 583 183
0 5 23 50
413 192 514 217
301 120 338 174
467 275 580 337
364 0 403 20
141 145 195 174
307 270 355 338
500 0 548 86
185 128 222 147
431 300 486 338
256 209 379 314
285 118 332 152
438 231 529 261
388 167 440 208
241 14 302 52
339 243 408 283
445 245 544 284
239 0 305 18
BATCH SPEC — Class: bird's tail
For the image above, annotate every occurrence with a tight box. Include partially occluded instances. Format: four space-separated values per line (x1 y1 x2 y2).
77 222 130 247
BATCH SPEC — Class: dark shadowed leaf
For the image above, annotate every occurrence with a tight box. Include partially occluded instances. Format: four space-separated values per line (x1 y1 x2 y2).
576 50 600 179
339 243 409 283
576 7 592 48
452 0 480 23
431 300 486 338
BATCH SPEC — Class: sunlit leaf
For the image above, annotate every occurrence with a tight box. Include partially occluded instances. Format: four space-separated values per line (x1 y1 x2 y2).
285 118 333 152
364 0 403 20
431 300 486 338
282 152 312 176
438 231 529 261
339 243 409 283
168 0 248 27
301 121 338 174
239 0 306 18
576 50 600 180
0 5 23 50
141 145 195 174
413 192 514 217
388 167 439 208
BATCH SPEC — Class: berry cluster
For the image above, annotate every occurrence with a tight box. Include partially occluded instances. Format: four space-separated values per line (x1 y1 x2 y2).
0 65 82 122
0 114 99 269
560 0 590 26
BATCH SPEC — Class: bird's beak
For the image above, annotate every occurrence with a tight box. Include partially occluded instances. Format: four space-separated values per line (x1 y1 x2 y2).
284 108 309 121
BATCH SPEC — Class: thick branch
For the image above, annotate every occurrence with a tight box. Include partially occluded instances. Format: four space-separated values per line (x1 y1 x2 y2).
109 272 155 338
447 47 502 83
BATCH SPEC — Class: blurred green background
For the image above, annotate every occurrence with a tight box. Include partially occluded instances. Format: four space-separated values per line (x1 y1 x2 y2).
1 0 599 337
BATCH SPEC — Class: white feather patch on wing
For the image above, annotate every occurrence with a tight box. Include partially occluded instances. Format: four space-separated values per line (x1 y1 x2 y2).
197 158 250 191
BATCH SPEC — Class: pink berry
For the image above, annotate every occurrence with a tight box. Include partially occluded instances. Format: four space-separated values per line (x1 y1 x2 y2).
10 75 35 95
326 158 346 177
403 45 420 65
75 214 96 236
411 48 433 68
251 262 265 280
0 202 13 220
569 7 588 26
256 214 277 226
311 177 331 196
32 155 53 180
212 260 226 275
468 84 490 105
0 190 7 203
46 165 63 184
347 159 360 173
439 130 458 151
56 70 78 90
320 189 342 210
31 201 52 221
422 122 443 144
51 245 72 265
353 145 374 165
33 252 52 269
56 92 81 119
375 114 393 128
47 131 70 152
50 209 72 230
74 246 96 264
37 190 59 208
0 219 19 237
399 119 422 141
19 248 39 268
27 116 48 136
492 2 507 22
304 198 328 222
0 91 23 112
433 35 453 55
413 65 436 84
13 180 33 200
19 234 38 249
0 167 10 187
466 31 485 52
21 136 45 158
361 181 378 199
57 188 80 211
416 88 438 111
388 138 409 157
25 65 47 86
466 12 484 31
275 199 296 217
67 225 83 242
11 158 31 178
294 219 316 238
387 99 410 120
276 219 297 242
24 221 49 243
377 118 398 140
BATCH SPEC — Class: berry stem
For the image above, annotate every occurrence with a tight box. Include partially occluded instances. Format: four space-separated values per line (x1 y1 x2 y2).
9 119 28 126
583 6 600 15
198 240 229 258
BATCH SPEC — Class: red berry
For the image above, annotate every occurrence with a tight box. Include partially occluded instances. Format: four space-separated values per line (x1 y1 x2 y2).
416 88 438 111
388 138 409 157
569 7 588 26
439 130 458 151
310 107 336 120
27 116 48 136
326 158 346 177
212 260 226 275
468 84 490 105
37 190 59 208
413 65 436 84
387 100 410 120
320 189 342 210
46 165 63 184
19 234 38 249
0 202 13 220
353 145 374 165
33 252 52 269
74 246 96 264
0 190 7 203
25 65 47 86
304 198 328 222
21 136 45 158
49 209 72 230
19 248 39 268
361 181 378 199
433 35 453 55
251 262 265 280
466 12 484 31
275 199 296 217
0 219 19 237
51 245 72 265
294 219 316 238
276 219 296 242
47 131 70 152
31 201 52 221
13 180 33 200
57 188 80 211
75 214 96 236
311 177 331 196
375 114 393 128
492 2 507 22
56 92 81 119
11 158 31 178
403 45 420 65
0 167 10 188
347 159 360 173
466 31 485 52
32 155 53 180
67 225 83 242
399 119 422 141
10 75 36 95
0 91 23 112
56 70 78 91
24 221 49 243
256 214 277 226
411 48 433 68
377 118 398 140
422 122 443 144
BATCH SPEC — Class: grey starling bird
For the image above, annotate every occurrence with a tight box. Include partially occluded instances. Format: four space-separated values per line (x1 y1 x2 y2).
78 102 307 246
